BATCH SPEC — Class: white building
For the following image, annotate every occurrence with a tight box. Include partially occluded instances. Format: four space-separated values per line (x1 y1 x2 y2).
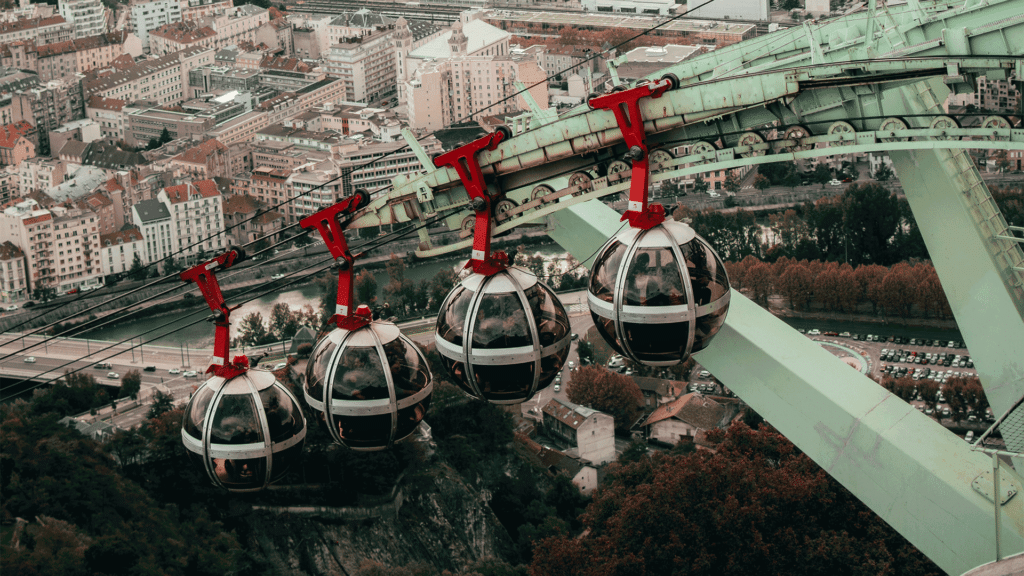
541 398 616 465
157 179 224 263
58 0 106 39
85 95 127 144
322 27 396 104
132 198 174 265
686 0 769 21
581 0 676 16
642 393 727 445
49 204 103 292
130 0 183 51
0 199 54 294
99 226 145 276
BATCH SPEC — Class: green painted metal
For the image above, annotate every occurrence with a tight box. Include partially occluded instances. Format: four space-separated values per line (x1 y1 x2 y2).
548 200 1024 576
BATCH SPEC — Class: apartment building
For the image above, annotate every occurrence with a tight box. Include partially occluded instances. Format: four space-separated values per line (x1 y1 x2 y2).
0 199 54 293
255 18 292 56
541 398 615 465
50 204 103 292
323 27 396 104
221 193 283 247
132 198 173 264
181 0 235 21
0 240 28 302
250 165 290 205
148 4 268 56
0 121 35 166
18 156 65 195
124 105 216 147
157 179 224 262
85 95 126 143
0 165 19 206
83 45 215 107
58 0 105 39
522 43 603 79
99 226 144 276
948 75 1021 115
0 16 74 46
8 78 83 155
130 0 182 51
0 30 143 84
166 137 230 179
0 3 56 24
406 52 547 131
308 102 404 142
77 189 120 235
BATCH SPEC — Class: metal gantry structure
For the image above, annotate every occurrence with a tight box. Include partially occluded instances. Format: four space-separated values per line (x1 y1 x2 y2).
337 1 1024 573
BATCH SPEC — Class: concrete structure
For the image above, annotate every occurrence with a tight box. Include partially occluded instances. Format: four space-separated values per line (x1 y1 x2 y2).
130 0 183 51
581 0 675 16
0 240 28 302
642 393 727 445
8 77 83 155
156 179 224 263
947 75 1021 115
85 95 127 143
17 156 65 195
541 398 615 465
98 225 144 277
0 199 53 294
685 0 769 21
131 197 173 264
48 118 102 155
58 0 106 39
256 17 292 56
0 16 74 46
323 27 396 104
615 44 701 81
83 45 216 107
221 193 283 246
0 121 36 166
49 204 103 292
148 4 269 56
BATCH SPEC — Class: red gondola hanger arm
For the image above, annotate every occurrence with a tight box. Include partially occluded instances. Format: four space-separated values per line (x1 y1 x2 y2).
432 130 507 276
299 191 371 330
180 248 248 378
588 78 672 230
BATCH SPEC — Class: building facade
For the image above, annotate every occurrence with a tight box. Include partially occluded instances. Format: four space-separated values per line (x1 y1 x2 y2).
99 226 145 276
130 0 183 51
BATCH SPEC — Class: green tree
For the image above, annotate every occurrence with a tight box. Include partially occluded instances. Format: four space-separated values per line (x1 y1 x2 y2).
354 269 378 306
841 183 901 265
237 311 270 345
159 127 173 145
873 163 894 182
160 256 183 276
566 366 643 430
724 171 741 195
692 173 709 195
812 162 833 187
147 390 175 419
119 370 142 400
995 149 1011 172
127 253 146 281
780 0 800 10
428 267 460 312
32 285 57 303
753 173 771 191
269 302 300 340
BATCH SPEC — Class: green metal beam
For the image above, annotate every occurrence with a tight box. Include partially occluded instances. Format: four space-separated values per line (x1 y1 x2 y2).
548 200 1024 575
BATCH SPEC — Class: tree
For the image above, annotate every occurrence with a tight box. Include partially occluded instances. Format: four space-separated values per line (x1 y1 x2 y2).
753 173 771 191
147 390 175 419
237 311 270 345
160 256 182 276
878 263 916 320
841 183 902 265
780 0 800 10
32 285 57 303
159 127 173 145
812 162 833 187
995 149 1011 173
692 173 709 195
106 428 147 473
566 366 643 430
269 302 300 340
127 253 146 281
531 422 940 576
918 378 941 416
778 263 815 310
724 171 741 195
354 269 378 306
428 267 460 312
874 163 894 182
119 370 142 401
744 261 774 307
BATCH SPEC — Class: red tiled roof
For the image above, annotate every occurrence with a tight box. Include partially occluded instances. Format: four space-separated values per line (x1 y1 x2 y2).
100 227 143 246
104 177 124 192
0 121 33 149
150 22 216 43
0 15 66 34
221 193 261 215
642 393 726 429
87 95 126 111
0 240 24 259
110 54 135 69
172 139 227 165
163 180 221 203
80 191 113 210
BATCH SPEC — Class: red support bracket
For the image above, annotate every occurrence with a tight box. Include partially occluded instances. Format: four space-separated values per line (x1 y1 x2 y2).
432 130 507 276
588 79 672 230
180 248 247 378
299 192 371 331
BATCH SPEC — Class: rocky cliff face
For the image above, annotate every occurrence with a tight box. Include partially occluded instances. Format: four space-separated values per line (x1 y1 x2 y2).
247 462 519 574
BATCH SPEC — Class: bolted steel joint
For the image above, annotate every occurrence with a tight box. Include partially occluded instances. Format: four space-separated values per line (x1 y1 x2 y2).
623 146 645 162
470 196 488 212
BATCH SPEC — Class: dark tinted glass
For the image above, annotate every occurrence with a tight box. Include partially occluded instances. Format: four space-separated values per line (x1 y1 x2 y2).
539 346 568 388
589 240 626 302
441 355 475 398
382 337 430 399
692 306 728 353
212 457 266 489
260 384 304 442
623 321 690 363
525 283 569 346
183 385 215 439
334 413 391 448
472 293 531 349
472 362 536 401
332 346 389 401
305 336 338 403
591 311 624 356
210 393 264 445
437 285 472 345
269 442 303 482
682 239 729 306
395 399 430 440
624 248 686 307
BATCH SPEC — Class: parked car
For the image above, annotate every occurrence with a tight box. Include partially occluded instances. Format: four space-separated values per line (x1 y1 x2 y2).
107 372 120 380
23 356 36 363
23 301 35 308
143 366 156 372
808 329 821 335
567 360 576 371
839 332 851 338
66 288 79 295
271 274 285 280
169 368 181 374
699 370 711 379
5 304 17 311
965 430 975 442
828 179 842 186
94 362 112 369
708 191 721 198
553 383 561 392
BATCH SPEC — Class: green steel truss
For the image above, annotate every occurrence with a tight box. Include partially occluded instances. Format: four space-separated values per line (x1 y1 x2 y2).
343 1 1024 572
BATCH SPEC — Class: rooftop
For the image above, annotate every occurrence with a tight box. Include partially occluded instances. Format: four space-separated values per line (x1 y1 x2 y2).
86 95 127 111
0 15 67 34
100 227 144 246
408 19 509 60
162 179 221 203
134 198 171 223
84 46 214 94
643 393 727 429
172 138 227 164
329 9 394 30
482 9 756 34
0 121 33 148
542 397 602 431
0 240 24 259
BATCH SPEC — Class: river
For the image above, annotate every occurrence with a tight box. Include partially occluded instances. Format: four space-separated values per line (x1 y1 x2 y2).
81 245 572 346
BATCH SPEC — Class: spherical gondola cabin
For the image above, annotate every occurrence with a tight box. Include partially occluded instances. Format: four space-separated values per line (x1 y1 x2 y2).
305 305 433 451
588 220 731 366
435 267 571 404
181 368 306 493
